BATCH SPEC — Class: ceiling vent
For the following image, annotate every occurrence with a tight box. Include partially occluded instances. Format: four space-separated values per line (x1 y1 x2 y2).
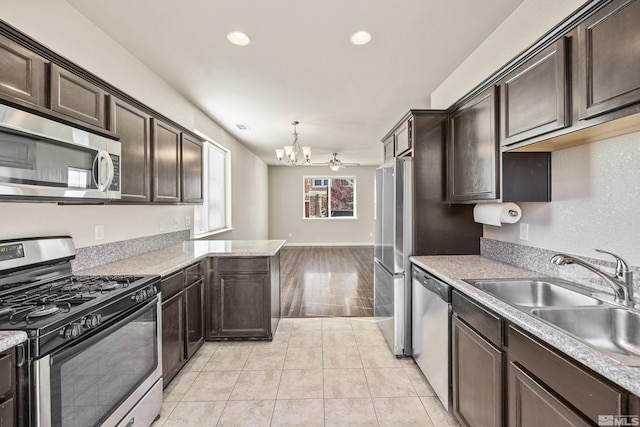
235 123 250 130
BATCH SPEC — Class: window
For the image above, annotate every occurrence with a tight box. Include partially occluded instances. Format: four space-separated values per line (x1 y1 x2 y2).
193 131 231 236
303 176 356 219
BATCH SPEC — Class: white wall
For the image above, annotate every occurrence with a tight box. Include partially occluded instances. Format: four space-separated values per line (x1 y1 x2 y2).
0 0 268 247
268 166 376 245
429 0 640 266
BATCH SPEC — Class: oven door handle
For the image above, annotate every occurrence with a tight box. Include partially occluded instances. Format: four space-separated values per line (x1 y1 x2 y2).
49 297 159 366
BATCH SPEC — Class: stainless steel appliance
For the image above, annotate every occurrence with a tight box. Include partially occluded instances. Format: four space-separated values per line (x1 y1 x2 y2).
411 265 451 410
0 104 121 201
374 157 413 356
0 236 161 427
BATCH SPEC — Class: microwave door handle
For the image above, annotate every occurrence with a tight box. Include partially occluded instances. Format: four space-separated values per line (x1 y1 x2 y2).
93 150 114 192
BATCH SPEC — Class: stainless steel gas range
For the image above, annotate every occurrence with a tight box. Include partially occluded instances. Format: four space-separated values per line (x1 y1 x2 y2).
0 236 162 427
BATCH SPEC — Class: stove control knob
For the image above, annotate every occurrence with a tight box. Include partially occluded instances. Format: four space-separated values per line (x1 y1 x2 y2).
146 287 156 298
83 314 102 329
63 323 82 340
135 291 146 303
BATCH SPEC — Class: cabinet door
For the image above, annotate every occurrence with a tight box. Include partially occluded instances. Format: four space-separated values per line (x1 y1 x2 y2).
161 291 185 385
218 274 270 338
508 361 590 427
0 34 47 108
110 97 151 202
383 137 394 160
394 119 412 156
578 0 640 119
151 118 181 203
181 133 203 203
452 315 503 427
448 86 500 203
501 38 569 146
50 64 106 128
184 279 205 359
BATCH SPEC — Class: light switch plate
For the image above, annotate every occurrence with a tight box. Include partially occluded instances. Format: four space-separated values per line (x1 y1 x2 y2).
95 225 105 241
520 223 529 241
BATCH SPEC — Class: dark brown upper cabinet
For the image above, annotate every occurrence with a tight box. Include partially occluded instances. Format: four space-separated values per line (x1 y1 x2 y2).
501 38 569 146
578 0 640 120
109 97 151 202
180 133 203 204
0 34 47 108
50 63 106 128
394 118 412 156
383 135 394 160
151 118 181 203
448 86 500 203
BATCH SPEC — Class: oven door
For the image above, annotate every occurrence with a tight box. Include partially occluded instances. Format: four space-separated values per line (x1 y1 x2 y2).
34 297 162 427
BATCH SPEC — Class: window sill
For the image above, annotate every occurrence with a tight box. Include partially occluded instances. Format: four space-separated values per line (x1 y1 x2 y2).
302 217 359 220
193 227 234 240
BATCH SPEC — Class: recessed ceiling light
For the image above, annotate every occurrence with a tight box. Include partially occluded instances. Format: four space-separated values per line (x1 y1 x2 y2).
350 30 372 46
227 31 251 46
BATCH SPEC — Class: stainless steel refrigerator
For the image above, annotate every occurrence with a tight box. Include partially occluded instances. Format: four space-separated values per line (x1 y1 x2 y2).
374 157 413 356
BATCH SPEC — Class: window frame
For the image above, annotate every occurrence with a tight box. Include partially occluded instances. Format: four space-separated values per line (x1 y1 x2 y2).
192 130 232 237
302 175 357 220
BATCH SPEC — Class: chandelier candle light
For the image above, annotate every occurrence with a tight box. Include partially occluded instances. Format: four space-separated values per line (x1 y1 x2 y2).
275 120 311 166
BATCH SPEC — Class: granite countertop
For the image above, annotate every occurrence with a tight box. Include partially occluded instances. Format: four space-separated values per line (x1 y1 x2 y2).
0 330 27 353
410 255 640 397
79 240 286 277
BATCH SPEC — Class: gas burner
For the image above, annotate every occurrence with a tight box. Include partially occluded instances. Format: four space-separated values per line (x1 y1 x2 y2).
61 282 85 292
30 304 61 317
97 282 121 291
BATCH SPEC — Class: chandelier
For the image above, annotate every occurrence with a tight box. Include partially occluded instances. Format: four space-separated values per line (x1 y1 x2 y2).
275 121 311 166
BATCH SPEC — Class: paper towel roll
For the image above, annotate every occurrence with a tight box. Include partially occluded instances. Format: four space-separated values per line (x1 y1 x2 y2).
473 203 522 226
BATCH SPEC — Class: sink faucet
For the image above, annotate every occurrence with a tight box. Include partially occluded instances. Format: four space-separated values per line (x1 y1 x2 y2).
551 249 635 307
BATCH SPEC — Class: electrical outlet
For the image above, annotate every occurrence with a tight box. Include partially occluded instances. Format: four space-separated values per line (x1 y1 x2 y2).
174 217 179 229
520 223 529 241
185 216 191 227
94 225 105 241
159 219 167 231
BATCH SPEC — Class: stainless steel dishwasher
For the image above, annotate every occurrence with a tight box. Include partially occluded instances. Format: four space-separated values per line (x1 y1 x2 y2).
412 264 452 410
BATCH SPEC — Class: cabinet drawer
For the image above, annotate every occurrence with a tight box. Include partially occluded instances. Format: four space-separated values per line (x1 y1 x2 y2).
507 325 624 423
0 351 12 398
0 395 14 427
185 262 204 286
218 257 268 273
452 290 502 347
161 270 185 301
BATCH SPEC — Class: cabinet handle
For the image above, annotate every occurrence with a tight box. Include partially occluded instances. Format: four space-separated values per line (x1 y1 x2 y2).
16 343 25 367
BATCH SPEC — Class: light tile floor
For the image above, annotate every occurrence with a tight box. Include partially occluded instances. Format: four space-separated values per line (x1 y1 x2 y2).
155 317 461 427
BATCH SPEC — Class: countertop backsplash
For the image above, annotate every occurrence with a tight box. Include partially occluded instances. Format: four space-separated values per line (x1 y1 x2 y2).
72 230 190 272
481 238 640 302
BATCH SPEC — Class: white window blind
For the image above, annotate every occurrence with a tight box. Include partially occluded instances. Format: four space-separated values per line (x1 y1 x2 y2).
193 135 231 235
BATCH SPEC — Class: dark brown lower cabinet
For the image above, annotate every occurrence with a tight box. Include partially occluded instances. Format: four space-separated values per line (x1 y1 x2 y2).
161 290 185 386
508 362 590 427
452 315 503 427
0 345 23 427
207 255 280 340
184 277 205 358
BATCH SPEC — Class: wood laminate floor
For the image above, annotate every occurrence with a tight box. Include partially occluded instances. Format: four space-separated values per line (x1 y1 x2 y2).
280 247 374 317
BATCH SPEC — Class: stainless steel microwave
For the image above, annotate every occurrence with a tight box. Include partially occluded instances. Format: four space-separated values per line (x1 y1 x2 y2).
0 104 120 201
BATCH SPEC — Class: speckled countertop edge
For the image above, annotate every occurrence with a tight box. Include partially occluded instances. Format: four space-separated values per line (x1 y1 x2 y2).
0 331 27 353
78 240 286 277
410 255 640 397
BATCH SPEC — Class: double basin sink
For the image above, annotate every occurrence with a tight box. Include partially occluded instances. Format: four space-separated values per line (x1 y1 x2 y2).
466 278 640 366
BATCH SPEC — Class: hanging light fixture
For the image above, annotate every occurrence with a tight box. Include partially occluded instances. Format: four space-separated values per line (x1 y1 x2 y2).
275 120 311 166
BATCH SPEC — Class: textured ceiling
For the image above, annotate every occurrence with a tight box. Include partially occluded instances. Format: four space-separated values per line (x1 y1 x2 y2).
65 0 524 165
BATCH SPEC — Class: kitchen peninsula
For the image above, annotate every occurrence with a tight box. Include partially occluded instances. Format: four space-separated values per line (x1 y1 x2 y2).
80 239 285 385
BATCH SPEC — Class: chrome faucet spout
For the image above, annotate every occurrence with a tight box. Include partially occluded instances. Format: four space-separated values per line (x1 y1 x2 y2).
550 250 635 308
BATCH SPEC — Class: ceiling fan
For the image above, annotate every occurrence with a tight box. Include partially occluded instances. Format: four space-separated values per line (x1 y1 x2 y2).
312 152 360 172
